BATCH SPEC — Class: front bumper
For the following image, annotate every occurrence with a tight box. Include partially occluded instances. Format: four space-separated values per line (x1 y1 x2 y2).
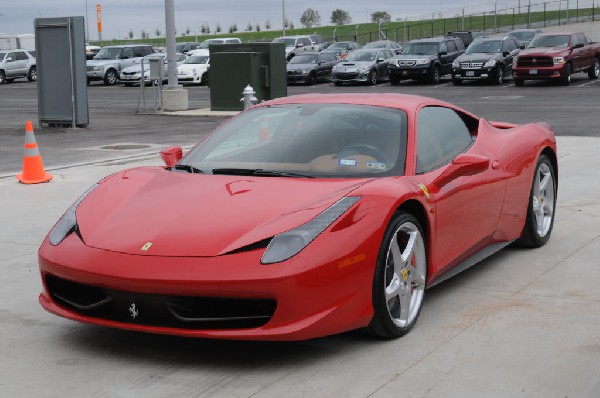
86 69 106 81
331 70 370 83
452 67 497 81
388 64 433 79
512 64 565 80
38 229 377 341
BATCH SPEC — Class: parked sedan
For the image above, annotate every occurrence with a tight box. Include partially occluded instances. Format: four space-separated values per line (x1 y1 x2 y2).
120 53 186 86
452 36 520 85
177 50 209 85
286 52 339 85
332 49 394 85
0 49 36 84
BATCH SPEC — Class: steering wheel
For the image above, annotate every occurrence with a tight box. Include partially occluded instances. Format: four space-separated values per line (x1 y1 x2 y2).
335 144 389 164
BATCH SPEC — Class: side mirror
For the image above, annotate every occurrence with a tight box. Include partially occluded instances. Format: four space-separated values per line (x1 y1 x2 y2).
503 51 510 57
439 51 448 56
296 43 304 48
160 146 183 167
519 44 526 49
574 43 584 49
429 154 490 191
376 58 384 63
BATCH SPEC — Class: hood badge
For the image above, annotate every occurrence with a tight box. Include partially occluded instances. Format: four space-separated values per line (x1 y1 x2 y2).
140 242 153 251
129 303 139 319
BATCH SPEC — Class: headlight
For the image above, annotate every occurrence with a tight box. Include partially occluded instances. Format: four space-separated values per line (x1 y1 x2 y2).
358 66 370 73
553 56 565 64
261 196 360 264
484 59 497 68
49 183 99 245
301 69 309 74
92 66 103 71
416 58 431 66
452 59 460 68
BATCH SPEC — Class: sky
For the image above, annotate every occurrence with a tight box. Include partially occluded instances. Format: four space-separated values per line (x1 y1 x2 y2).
1 0 521 40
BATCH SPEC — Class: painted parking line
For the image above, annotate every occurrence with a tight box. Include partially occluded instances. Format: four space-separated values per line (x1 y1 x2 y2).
574 80 600 87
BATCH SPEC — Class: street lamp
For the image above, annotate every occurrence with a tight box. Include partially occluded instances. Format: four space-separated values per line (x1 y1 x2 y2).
85 0 90 42
282 0 286 36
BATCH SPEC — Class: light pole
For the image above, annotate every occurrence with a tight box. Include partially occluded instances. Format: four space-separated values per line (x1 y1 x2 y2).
282 0 286 36
85 0 90 42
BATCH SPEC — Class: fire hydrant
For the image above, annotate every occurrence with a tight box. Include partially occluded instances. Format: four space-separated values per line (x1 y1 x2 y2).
240 84 258 110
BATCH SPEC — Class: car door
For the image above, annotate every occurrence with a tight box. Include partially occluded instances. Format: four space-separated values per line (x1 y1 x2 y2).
14 51 29 76
575 33 592 72
120 47 136 70
415 106 506 272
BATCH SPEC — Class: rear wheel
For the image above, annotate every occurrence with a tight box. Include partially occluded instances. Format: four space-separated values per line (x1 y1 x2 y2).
27 66 37 82
517 154 556 247
0 70 5 84
366 212 427 339
104 69 118 85
560 63 571 86
588 58 600 79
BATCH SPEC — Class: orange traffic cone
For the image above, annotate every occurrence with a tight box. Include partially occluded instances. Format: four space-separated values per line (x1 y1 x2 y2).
16 121 53 184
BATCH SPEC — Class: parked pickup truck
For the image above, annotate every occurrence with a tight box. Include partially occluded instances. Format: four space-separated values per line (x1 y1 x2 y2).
512 32 600 86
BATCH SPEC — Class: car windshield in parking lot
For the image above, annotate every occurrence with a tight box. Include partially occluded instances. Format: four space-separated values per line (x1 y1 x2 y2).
527 35 570 48
0 52 6 60
401 43 439 55
185 55 209 64
289 54 318 64
94 47 122 60
180 103 407 178
466 40 503 54
345 50 377 62
273 38 296 46
328 42 349 49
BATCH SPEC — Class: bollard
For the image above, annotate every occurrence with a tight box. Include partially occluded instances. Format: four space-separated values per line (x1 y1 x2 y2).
240 84 258 110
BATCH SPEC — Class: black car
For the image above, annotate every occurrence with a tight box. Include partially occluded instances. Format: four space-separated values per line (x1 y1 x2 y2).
286 52 339 85
452 36 520 85
387 36 465 84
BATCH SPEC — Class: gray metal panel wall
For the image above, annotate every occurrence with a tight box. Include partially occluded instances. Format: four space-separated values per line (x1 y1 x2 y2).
35 16 89 127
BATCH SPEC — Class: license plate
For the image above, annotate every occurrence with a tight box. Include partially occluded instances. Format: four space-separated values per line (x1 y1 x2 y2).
529 69 538 75
466 71 475 77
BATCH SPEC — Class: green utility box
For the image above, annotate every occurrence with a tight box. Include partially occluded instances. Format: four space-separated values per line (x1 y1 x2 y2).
209 42 287 111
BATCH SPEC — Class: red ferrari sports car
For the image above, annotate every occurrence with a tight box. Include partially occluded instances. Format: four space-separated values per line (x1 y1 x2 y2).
38 94 557 341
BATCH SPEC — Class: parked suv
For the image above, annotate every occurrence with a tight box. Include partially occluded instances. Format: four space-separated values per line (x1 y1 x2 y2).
388 36 465 84
273 36 318 61
0 49 36 84
86 44 154 85
452 36 520 85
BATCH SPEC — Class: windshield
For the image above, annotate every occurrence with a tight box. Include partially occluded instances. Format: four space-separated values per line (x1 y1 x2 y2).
94 47 122 60
509 31 536 41
0 52 6 60
273 38 296 46
176 44 186 52
179 104 407 178
401 42 439 55
527 35 570 48
345 50 378 62
466 40 503 54
289 54 318 64
328 42 349 49
364 42 385 48
185 55 209 64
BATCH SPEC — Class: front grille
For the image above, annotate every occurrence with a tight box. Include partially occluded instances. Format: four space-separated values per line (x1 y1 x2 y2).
518 56 553 67
122 71 137 76
335 72 359 80
397 60 416 66
45 274 277 330
86 66 96 71
460 62 484 69
287 70 303 75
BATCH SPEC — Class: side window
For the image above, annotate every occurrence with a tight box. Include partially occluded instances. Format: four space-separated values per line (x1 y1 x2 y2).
446 40 457 53
572 35 579 46
16 51 28 60
6 52 15 61
303 38 312 47
416 106 475 174
122 47 134 58
439 42 448 54
455 39 465 52
577 33 587 45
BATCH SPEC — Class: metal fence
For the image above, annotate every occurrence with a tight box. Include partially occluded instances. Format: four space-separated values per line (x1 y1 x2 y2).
331 0 599 45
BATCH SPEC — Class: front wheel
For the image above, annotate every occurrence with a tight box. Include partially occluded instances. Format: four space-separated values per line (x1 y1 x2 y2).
0 70 5 84
104 69 118 85
368 70 377 85
493 66 504 85
306 72 316 86
517 154 557 247
429 65 441 84
560 63 571 86
366 212 427 339
588 58 600 80
27 66 37 82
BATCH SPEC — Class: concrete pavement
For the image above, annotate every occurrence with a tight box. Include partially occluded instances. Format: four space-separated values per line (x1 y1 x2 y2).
0 135 599 397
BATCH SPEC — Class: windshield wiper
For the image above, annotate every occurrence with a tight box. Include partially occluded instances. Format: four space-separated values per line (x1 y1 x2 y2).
172 164 204 174
211 168 313 178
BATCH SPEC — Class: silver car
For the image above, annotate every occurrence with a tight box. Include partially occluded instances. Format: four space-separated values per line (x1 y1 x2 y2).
120 53 187 86
0 49 36 84
331 49 394 85
86 45 154 85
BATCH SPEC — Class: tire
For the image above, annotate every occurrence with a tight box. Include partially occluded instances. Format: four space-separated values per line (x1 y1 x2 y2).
200 72 207 85
87 79 91 86
429 65 441 84
452 78 463 85
588 58 600 80
493 66 504 85
560 63 571 86
390 75 400 85
27 66 37 82
515 78 524 87
517 154 557 248
365 211 427 339
104 69 118 85
306 72 316 86
0 70 5 84
368 70 377 85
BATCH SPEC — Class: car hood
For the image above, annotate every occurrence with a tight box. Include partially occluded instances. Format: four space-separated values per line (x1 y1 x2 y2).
335 61 373 69
519 47 568 57
287 63 315 71
178 63 209 71
121 64 144 73
87 59 118 67
76 167 371 257
457 53 498 62
395 54 435 60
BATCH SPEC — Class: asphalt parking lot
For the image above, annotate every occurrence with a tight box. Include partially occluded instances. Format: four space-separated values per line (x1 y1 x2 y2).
1 77 600 397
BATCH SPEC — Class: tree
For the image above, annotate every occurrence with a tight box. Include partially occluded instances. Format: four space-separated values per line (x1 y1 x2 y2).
371 11 391 23
233 23 238 32
290 21 295 29
255 23 261 32
185 26 191 35
246 21 253 32
265 20 271 30
229 25 235 34
201 25 207 34
284 18 290 29
154 28 161 37
300 8 321 28
216 23 222 33
128 29 134 39
330 9 351 25
141 29 148 39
